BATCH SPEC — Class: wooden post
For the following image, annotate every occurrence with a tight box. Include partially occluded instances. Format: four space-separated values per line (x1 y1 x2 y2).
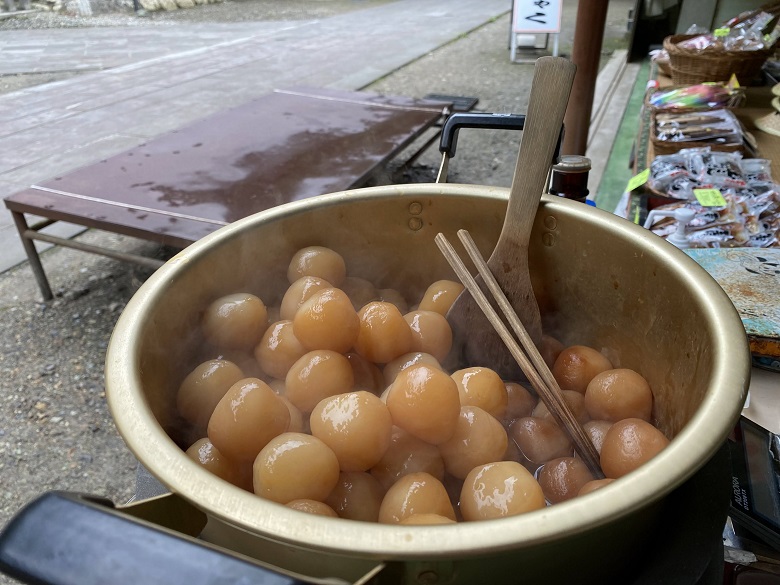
562 0 610 155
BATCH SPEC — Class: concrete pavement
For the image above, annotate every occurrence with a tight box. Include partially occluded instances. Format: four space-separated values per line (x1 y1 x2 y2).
0 0 510 273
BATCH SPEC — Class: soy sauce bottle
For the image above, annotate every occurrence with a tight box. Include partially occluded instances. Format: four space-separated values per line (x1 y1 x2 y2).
549 155 591 204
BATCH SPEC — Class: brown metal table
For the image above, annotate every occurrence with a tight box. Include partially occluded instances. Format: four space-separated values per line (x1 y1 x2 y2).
5 87 451 300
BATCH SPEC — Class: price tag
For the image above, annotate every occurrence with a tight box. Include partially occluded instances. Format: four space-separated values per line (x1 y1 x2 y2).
714 27 730 37
626 168 650 192
694 188 727 207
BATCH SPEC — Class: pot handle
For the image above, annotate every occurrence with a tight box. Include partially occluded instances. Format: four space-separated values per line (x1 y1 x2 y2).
0 491 312 585
435 112 563 183
438 112 527 158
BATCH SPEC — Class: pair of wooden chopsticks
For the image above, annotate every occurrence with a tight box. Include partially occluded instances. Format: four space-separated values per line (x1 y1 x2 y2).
435 229 605 479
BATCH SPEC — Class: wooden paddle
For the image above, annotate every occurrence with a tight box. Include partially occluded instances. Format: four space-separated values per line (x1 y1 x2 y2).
446 56 577 380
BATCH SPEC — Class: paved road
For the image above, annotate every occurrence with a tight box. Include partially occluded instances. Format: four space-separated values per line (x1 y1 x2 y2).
0 22 297 74
0 0 509 273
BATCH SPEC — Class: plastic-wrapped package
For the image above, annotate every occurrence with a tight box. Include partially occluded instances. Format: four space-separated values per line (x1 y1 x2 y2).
739 159 773 183
678 34 719 52
730 184 780 217
644 147 780 248
677 13 775 53
687 224 751 248
684 24 710 35
654 109 743 144
647 198 739 231
665 175 708 199
648 84 744 111
747 230 778 247
647 148 712 198
648 154 689 191
690 151 746 188
724 11 775 51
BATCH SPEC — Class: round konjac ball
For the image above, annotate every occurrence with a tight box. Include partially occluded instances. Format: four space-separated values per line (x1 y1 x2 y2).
386 365 460 445
417 280 464 316
293 288 359 353
340 276 379 310
309 391 393 471
600 418 670 479
254 320 307 380
403 310 453 363
285 350 354 413
325 471 385 522
378 472 456 524
370 427 445 491
286 499 339 517
208 378 291 463
177 359 245 431
537 457 595 504
460 461 545 521
552 345 613 394
346 352 384 393
202 293 268 350
278 395 305 433
531 390 589 425
438 406 508 479
279 276 332 321
504 382 538 421
287 246 346 287
539 334 565 370
354 301 414 364
185 438 248 489
451 366 508 419
214 348 263 380
509 416 573 464
578 478 615 496
253 432 340 504
584 368 653 423
583 420 612 455
383 352 442 387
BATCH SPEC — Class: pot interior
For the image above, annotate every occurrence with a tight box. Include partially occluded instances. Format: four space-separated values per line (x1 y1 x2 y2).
106 184 749 563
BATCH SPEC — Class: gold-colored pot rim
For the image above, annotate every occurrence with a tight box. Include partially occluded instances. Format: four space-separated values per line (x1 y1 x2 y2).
105 184 750 559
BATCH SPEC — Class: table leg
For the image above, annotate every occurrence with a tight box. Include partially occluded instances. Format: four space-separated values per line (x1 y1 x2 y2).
11 211 54 301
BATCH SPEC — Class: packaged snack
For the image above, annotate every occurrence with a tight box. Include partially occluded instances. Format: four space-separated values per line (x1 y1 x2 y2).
678 34 719 52
654 109 743 145
647 200 739 235
687 224 750 248
690 151 746 188
666 175 708 199
648 84 744 111
648 154 689 190
740 159 773 183
747 230 778 247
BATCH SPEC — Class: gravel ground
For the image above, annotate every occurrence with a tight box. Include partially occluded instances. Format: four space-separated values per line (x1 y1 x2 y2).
0 2 629 581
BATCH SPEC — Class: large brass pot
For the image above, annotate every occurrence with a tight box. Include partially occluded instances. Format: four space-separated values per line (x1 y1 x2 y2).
105 184 751 584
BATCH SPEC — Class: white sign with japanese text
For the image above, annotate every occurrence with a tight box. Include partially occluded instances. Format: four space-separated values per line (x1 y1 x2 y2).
513 0 563 34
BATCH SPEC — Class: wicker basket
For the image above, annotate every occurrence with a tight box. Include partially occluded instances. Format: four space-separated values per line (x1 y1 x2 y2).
663 34 774 85
655 55 672 77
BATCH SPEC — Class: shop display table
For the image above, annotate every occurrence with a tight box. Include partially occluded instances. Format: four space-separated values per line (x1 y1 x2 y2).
4 87 452 300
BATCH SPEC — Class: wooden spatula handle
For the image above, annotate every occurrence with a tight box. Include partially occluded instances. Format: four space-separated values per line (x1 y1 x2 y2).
494 56 577 256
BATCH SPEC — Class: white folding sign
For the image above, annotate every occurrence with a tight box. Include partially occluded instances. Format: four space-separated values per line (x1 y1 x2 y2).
513 0 563 34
